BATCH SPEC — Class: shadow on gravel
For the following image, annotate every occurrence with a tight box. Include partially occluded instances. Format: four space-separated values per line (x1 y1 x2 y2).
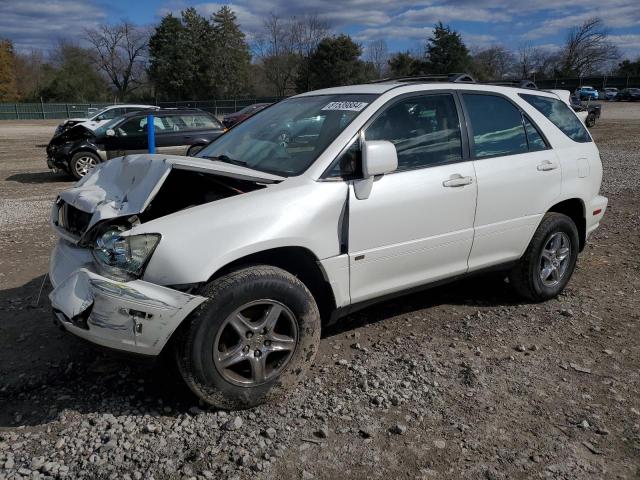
6 171 73 184
0 270 523 428
323 272 522 338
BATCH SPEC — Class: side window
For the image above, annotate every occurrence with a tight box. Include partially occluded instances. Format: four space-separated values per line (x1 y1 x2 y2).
116 116 144 136
519 93 591 143
97 108 121 121
523 117 547 151
463 93 528 158
365 93 463 170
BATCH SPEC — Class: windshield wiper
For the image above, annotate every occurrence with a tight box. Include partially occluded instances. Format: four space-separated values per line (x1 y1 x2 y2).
202 154 248 167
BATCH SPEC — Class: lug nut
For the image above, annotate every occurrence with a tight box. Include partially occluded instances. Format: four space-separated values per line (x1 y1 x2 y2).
264 340 271 347
262 328 268 335
243 345 249 353
254 350 262 357
246 332 253 339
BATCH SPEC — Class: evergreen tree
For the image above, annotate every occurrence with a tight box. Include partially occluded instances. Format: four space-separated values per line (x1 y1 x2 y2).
211 6 251 97
306 35 371 90
149 14 190 99
387 51 421 77
424 22 471 74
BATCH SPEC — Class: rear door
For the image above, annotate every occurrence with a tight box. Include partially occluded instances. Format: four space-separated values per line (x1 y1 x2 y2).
347 92 478 303
461 92 561 271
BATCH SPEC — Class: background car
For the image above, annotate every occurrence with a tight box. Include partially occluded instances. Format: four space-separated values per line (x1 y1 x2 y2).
222 103 272 128
54 104 159 136
47 108 225 179
570 94 601 127
575 86 599 100
603 87 619 100
614 88 640 101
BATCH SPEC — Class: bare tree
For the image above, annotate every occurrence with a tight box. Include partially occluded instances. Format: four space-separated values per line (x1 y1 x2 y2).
254 13 330 96
471 45 514 79
560 17 619 75
254 14 298 97
85 22 149 100
366 39 389 78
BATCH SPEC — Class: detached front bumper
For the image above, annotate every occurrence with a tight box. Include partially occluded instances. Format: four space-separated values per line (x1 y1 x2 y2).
49 240 206 356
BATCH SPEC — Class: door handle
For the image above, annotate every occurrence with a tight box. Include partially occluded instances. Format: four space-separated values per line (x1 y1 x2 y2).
537 160 558 171
443 174 473 187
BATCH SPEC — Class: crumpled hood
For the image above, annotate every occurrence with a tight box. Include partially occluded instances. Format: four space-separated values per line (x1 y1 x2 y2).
57 154 284 234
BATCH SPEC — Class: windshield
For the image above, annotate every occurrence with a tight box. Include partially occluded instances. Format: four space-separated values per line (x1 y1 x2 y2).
197 94 377 176
89 106 111 120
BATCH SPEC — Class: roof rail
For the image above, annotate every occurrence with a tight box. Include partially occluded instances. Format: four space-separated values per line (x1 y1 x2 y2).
483 79 538 89
369 73 476 84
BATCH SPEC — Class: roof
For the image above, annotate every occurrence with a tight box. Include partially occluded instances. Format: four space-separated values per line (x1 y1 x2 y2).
295 82 560 99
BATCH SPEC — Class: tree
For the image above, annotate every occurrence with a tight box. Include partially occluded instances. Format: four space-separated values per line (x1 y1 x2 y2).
291 14 331 92
424 22 471 74
387 51 421 77
85 22 149 100
366 39 389 78
306 35 372 90
559 17 619 76
616 58 640 77
14 49 45 101
255 14 299 97
210 6 251 97
39 42 109 101
149 14 190 99
471 45 514 80
0 39 19 101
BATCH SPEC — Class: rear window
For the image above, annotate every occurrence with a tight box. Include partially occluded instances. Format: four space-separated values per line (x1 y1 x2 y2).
519 94 591 143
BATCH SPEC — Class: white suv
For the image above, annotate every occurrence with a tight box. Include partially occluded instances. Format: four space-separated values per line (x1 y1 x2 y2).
49 81 607 408
54 104 158 136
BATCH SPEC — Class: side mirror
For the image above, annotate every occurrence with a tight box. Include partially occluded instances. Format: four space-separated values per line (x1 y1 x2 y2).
353 140 398 200
106 129 116 137
362 140 398 178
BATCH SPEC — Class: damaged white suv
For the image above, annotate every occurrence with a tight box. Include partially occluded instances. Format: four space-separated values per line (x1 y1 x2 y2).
49 82 607 408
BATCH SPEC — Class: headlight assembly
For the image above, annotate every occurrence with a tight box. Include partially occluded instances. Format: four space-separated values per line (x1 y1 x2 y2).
92 228 161 279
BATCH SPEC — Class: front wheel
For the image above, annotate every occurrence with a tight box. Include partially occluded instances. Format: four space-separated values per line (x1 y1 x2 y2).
175 265 321 409
509 212 579 302
70 151 100 180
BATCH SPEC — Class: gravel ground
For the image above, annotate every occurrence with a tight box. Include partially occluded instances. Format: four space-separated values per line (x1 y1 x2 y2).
0 104 639 480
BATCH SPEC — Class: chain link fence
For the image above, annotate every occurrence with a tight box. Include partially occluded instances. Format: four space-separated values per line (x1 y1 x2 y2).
2 76 639 121
0 97 284 121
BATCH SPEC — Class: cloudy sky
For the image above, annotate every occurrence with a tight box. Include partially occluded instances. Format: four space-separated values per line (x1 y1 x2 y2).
2 0 640 57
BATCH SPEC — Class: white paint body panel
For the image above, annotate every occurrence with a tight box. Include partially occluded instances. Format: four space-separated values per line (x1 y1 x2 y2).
49 82 607 356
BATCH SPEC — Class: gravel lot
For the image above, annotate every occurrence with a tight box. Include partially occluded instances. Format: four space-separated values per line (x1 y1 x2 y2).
0 103 639 480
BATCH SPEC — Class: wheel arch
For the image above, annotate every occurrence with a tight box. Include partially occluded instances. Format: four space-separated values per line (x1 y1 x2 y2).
547 198 586 251
208 246 337 325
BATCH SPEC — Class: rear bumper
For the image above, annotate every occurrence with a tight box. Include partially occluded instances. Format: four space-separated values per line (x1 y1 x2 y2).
49 240 206 356
586 195 608 238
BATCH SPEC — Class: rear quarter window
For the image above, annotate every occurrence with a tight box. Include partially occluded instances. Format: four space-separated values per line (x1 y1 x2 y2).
519 94 591 143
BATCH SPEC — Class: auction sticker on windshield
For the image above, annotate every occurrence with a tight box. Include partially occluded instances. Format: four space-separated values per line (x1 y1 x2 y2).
321 101 368 112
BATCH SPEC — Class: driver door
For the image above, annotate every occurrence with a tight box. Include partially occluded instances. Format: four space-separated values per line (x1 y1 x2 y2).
347 93 478 303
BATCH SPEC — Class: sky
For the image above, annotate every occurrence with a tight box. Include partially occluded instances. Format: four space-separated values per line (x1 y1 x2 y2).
2 0 640 58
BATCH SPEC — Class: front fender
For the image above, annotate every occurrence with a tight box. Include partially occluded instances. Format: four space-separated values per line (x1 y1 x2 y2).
137 179 349 286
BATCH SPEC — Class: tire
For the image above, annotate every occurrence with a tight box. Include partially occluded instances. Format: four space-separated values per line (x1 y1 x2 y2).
175 265 321 409
586 112 596 127
508 212 579 302
70 151 101 180
187 144 205 157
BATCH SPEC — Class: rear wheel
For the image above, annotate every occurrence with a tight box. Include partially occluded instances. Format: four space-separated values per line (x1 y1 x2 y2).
586 112 596 127
509 212 579 302
70 151 100 180
175 265 321 409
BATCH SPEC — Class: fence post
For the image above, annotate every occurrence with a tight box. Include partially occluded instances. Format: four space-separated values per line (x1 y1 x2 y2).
234 98 237 112
66 103 70 118
15 103 19 120
40 97 45 119
214 99 218 117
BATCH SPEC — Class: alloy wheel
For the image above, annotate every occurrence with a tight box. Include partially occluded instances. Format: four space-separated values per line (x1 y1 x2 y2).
74 156 97 177
213 300 298 387
539 232 571 287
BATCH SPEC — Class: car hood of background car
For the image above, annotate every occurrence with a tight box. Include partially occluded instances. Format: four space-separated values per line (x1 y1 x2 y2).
57 154 284 231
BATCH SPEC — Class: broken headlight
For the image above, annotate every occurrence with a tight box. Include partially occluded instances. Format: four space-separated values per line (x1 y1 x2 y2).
92 228 161 279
